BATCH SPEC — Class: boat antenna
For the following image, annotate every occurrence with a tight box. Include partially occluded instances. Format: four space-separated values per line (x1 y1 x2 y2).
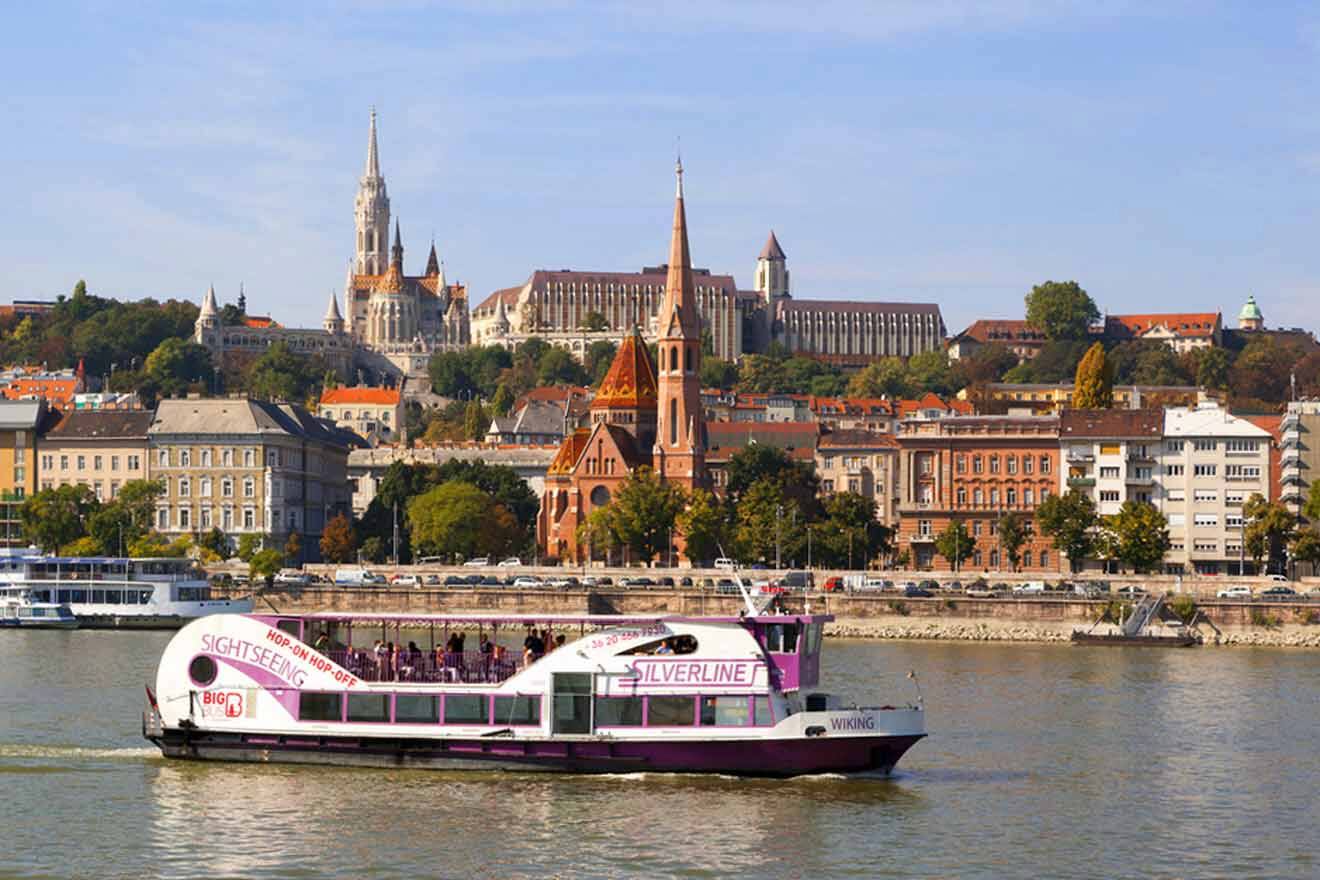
717 542 758 617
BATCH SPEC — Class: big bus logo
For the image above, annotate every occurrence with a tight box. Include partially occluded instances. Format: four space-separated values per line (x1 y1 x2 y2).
201 690 244 717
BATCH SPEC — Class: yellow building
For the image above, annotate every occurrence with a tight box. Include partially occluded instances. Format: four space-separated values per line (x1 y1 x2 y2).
973 383 1203 415
0 400 47 546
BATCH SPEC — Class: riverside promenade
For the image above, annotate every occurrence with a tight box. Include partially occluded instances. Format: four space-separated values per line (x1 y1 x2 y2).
223 580 1320 648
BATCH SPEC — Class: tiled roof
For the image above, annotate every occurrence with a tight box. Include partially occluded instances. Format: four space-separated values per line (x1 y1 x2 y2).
1059 408 1163 438
320 387 402 406
242 316 279 329
547 427 591 476
43 409 154 440
954 319 1047 344
759 230 786 261
779 299 941 316
591 331 657 410
818 429 899 449
1106 313 1220 339
474 283 526 312
705 421 819 449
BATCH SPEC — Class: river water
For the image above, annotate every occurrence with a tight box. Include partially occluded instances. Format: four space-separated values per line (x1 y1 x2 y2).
1 631 1316 879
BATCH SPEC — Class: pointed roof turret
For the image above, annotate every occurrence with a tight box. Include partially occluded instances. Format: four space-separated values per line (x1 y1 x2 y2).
425 240 440 276
592 327 658 410
324 289 343 323
437 260 447 291
658 158 701 340
759 230 786 261
199 285 219 317
365 107 382 179
493 290 510 330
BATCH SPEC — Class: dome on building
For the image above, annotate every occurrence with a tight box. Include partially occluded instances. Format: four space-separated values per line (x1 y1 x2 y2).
1238 295 1263 322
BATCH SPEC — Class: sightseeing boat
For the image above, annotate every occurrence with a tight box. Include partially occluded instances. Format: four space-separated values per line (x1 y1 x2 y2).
0 552 252 628
142 607 926 776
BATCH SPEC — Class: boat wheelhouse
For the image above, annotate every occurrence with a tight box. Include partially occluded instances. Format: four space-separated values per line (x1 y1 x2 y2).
0 553 252 628
144 610 926 777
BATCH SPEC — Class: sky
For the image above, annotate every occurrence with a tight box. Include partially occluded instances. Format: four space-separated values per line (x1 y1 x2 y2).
3 1 1320 335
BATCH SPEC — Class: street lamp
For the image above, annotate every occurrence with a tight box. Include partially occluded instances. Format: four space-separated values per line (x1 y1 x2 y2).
775 505 783 569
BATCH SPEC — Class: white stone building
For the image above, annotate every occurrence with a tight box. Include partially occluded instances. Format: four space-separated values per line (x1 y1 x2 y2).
1157 401 1271 575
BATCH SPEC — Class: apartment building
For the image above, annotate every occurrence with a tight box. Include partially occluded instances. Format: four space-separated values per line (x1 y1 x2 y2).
318 386 403 446
1280 401 1320 516
0 400 45 547
1059 409 1163 517
895 415 1061 572
38 410 152 500
1158 402 1271 574
148 399 356 561
815 429 900 528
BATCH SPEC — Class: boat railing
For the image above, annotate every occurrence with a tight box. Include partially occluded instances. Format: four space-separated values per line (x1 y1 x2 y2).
323 649 526 685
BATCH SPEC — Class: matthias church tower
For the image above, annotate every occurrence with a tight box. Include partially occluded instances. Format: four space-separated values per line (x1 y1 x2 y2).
354 109 391 275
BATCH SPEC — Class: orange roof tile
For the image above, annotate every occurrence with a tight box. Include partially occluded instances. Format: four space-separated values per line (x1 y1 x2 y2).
547 426 591 476
242 316 280 329
591 330 657 411
1107 312 1220 339
320 387 401 406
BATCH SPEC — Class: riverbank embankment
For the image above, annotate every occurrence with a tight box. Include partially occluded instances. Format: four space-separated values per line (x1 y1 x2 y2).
230 585 1320 648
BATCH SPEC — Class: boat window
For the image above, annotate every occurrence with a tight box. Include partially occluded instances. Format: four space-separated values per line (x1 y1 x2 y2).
276 619 302 639
700 696 750 726
805 623 822 654
443 694 488 724
594 696 643 726
31 589 51 603
105 590 121 605
646 696 696 726
139 590 153 604
764 625 782 652
298 692 342 722
620 635 697 655
189 655 218 687
347 693 390 723
91 590 104 604
552 673 593 735
493 695 541 726
754 695 774 726
395 694 439 724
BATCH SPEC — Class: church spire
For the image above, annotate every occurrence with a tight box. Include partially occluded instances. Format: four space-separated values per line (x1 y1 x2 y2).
365 107 381 179
425 239 440 276
391 219 404 270
659 156 700 340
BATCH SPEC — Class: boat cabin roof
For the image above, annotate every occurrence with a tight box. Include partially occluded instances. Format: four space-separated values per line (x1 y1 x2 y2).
288 611 835 627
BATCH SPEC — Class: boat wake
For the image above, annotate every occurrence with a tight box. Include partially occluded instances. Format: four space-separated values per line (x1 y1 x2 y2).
0 743 157 761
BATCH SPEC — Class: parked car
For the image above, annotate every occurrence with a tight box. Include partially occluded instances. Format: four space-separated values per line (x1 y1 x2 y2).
546 577 574 588
334 568 380 587
390 574 420 587
1012 582 1046 595
512 576 543 588
821 576 846 593
480 575 503 586
966 583 996 598
918 579 939 591
946 580 963 592
656 576 675 587
497 557 522 568
713 558 736 571
904 585 934 598
781 571 813 591
463 557 490 567
595 576 614 586
715 578 738 594
423 574 441 586
1267 574 1289 583
679 576 693 587
860 577 887 590
1261 586 1298 598
1216 585 1253 599
273 569 309 586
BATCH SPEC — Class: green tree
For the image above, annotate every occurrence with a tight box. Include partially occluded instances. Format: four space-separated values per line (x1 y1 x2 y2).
605 467 688 565
463 399 489 440
580 310 609 332
236 533 263 563
360 536 386 564
490 384 514 417
725 444 820 508
198 527 230 560
815 492 889 569
1290 527 1320 569
19 485 98 553
1024 280 1099 341
1037 490 1099 573
905 350 957 396
934 521 976 570
1302 481 1320 523
699 358 739 391
536 347 590 386
248 548 285 586
1243 494 1296 572
1073 342 1113 408
64 535 101 556
243 341 324 402
1191 346 1232 390
408 482 519 560
736 354 786 394
576 506 619 562
1103 501 1171 573
142 337 215 399
732 477 808 566
584 340 619 386
847 357 910 399
677 488 725 565
319 513 357 563
997 512 1027 572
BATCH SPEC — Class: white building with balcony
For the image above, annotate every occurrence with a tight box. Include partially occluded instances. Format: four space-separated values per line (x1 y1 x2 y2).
1158 402 1271 574
1280 401 1320 516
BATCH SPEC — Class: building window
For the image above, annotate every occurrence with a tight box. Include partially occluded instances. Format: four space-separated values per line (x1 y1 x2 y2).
77 455 86 471
60 455 68 470
200 507 211 529
955 455 966 474
178 478 190 497
243 508 255 529
110 456 119 471
989 456 1000 474
1100 466 1119 479
221 478 234 498
1040 456 1051 475
244 449 254 467
200 477 212 498
180 450 191 467
223 449 233 467
1006 456 1018 475
179 507 190 529
243 478 255 498
41 454 52 471
158 449 169 467
1165 464 1184 476
972 455 983 474
1194 490 1218 502
973 488 984 505
1100 490 1120 502
1039 550 1047 568
1166 440 1184 453
1006 487 1017 506
918 520 932 537
1193 439 1216 452
110 481 119 498
222 507 233 530
128 455 140 471
972 520 982 537
157 508 169 529
201 449 212 467
957 487 967 505
1024 488 1034 506
1023 456 1034 475
1193 464 1217 477
990 488 1000 506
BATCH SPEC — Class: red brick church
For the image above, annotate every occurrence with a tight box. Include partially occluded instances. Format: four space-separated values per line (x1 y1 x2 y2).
538 162 707 563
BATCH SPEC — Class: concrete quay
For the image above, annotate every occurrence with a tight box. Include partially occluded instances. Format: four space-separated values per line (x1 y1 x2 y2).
231 585 1320 648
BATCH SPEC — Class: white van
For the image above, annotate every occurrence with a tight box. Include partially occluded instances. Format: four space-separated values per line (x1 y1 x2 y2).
334 568 381 587
713 558 736 571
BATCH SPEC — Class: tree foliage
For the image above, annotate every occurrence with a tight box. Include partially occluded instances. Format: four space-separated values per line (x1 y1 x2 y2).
1102 501 1171 573
20 485 99 553
1024 280 1099 341
248 548 285 585
319 513 357 563
934 521 976 569
997 512 1027 572
1073 342 1114 409
677 488 723 565
408 482 520 560
1036 490 1098 572
1243 493 1296 571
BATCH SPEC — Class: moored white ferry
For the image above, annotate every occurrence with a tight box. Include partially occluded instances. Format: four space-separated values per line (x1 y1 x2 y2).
0 552 252 628
143 607 925 776
0 591 79 629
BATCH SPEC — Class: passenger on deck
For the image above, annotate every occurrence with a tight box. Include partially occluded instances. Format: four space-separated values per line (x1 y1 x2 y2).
655 639 674 655
313 632 331 654
554 634 566 651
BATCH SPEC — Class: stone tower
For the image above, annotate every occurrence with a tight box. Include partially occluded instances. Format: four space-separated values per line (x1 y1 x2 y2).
195 284 220 349
653 159 705 489
366 221 416 347
323 290 345 335
755 230 789 344
354 109 391 275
